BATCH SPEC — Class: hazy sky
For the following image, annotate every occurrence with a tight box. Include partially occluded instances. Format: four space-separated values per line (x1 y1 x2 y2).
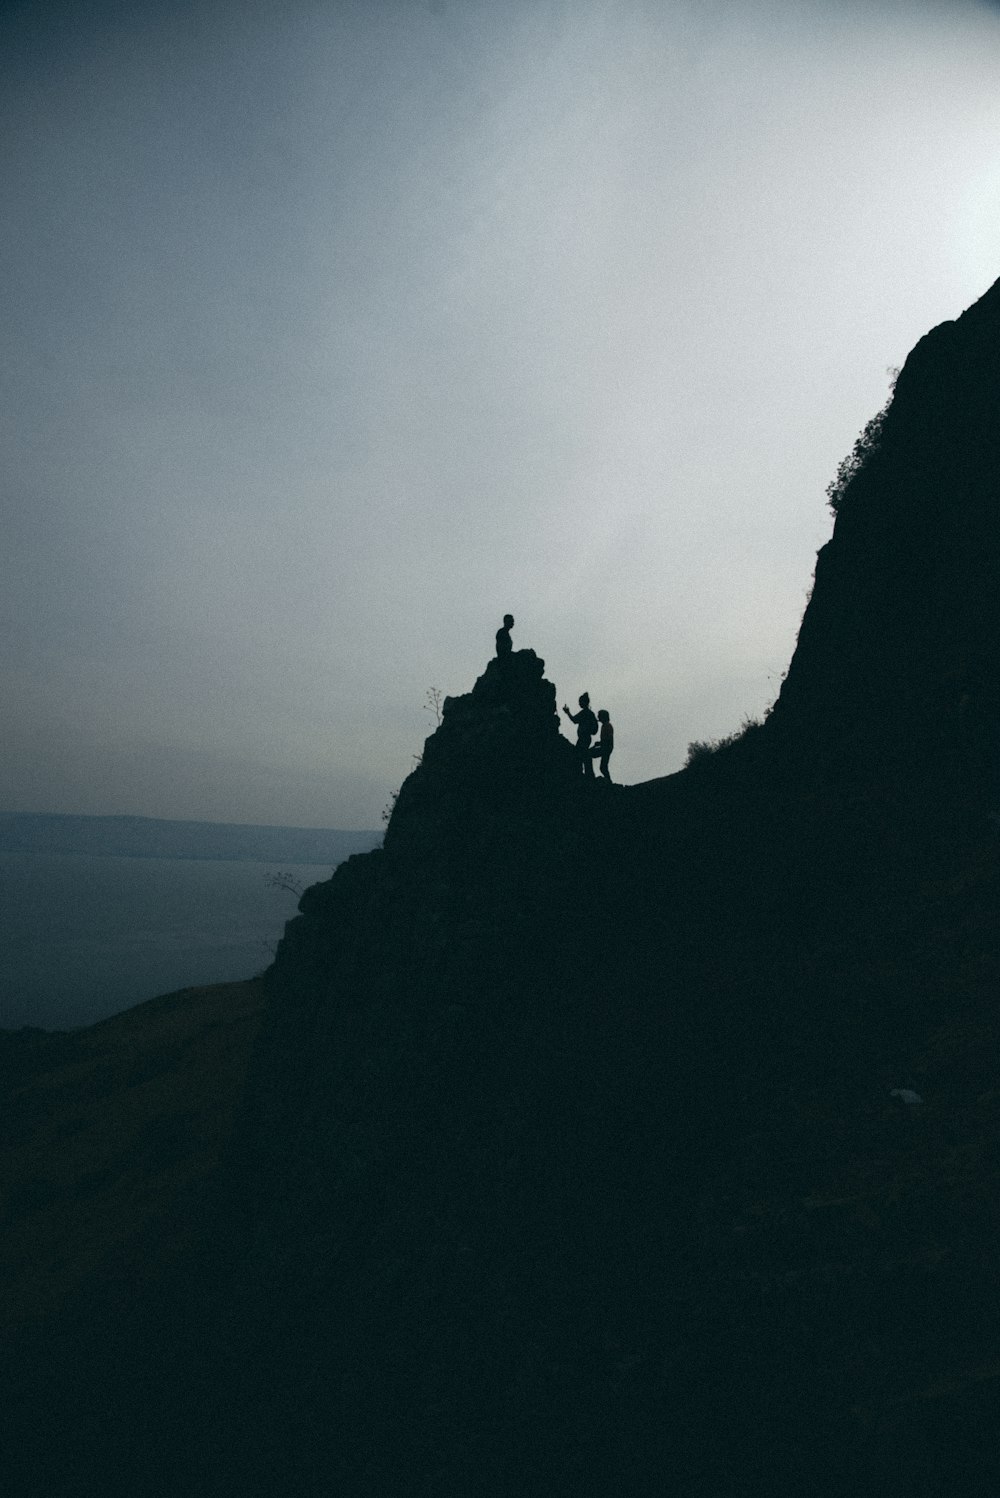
4 0 1000 828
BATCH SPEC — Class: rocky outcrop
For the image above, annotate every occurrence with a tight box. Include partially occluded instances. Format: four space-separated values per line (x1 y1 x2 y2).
249 645 594 1198
768 276 1000 797
266 645 579 1005
390 647 576 824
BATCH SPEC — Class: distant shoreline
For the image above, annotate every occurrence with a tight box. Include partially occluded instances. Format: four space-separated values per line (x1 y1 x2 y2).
0 813 380 865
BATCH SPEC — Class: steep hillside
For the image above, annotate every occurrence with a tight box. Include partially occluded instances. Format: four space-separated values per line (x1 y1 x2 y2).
768 276 1000 796
219 746 1000 1497
7 279 1000 1497
221 275 1000 1495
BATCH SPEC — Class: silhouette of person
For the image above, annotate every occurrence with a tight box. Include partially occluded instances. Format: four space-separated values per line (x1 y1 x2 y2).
563 692 598 776
496 614 514 658
590 709 614 781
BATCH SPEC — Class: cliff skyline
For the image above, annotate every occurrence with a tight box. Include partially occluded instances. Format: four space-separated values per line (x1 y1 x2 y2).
5 0 1000 827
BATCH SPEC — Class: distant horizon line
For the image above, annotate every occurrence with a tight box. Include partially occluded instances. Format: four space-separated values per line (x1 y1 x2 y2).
0 810 382 835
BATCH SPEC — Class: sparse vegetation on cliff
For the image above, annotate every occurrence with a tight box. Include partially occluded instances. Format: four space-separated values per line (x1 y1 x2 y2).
684 713 764 767
825 367 898 515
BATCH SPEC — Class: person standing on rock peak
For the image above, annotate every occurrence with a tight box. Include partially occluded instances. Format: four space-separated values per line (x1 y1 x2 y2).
495 614 515 658
563 692 598 777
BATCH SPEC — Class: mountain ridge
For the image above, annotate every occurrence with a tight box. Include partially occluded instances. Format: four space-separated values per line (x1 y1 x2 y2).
7 276 1000 1495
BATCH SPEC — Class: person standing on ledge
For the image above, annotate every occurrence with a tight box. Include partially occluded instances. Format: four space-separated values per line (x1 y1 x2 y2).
591 709 614 781
495 614 515 658
563 692 598 777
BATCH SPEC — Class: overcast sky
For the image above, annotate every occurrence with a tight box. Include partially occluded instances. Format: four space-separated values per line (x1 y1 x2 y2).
3 0 1000 829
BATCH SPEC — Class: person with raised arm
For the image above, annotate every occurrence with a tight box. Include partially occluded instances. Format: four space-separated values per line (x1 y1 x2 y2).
562 692 598 777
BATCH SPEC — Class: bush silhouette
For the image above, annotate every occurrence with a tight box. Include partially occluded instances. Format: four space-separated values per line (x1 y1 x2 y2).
685 714 763 767
825 369 898 514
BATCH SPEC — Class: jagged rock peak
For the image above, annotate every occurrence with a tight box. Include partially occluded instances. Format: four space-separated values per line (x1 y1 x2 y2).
390 648 576 823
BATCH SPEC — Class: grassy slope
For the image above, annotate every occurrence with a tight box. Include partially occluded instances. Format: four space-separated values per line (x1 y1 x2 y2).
0 979 264 1329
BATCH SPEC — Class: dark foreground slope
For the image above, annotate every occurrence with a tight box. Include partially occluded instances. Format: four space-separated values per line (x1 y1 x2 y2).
0 982 265 1491
7 279 1000 1497
222 779 1000 1498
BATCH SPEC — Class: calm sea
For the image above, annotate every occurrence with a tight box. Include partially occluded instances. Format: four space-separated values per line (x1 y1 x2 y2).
0 851 334 1031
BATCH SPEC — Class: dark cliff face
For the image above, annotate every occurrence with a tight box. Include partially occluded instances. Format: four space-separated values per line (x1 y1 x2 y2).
263 648 582 1031
11 289 1000 1497
768 275 1000 796
222 492 1000 1494
186 282 1000 1494
248 647 596 1182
